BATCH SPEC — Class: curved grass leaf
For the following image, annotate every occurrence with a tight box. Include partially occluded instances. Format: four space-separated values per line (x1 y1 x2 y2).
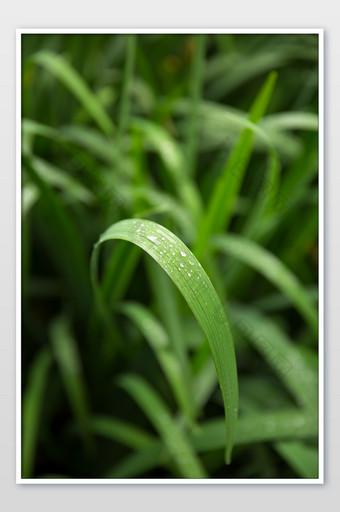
119 374 207 478
212 234 318 337
119 301 196 427
22 348 52 478
32 51 115 135
91 218 238 463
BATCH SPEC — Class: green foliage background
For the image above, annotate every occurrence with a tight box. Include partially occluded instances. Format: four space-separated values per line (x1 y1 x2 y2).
21 33 319 479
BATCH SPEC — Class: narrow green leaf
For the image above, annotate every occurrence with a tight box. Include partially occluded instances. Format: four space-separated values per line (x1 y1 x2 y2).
119 301 196 427
185 34 206 176
230 304 318 408
131 118 203 221
119 374 207 478
91 218 238 463
212 234 318 337
117 35 137 140
22 348 52 478
194 71 278 259
90 415 154 450
50 317 93 451
274 441 318 478
23 155 91 316
32 51 115 135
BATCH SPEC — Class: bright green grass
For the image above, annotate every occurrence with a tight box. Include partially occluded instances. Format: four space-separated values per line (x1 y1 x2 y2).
21 32 319 479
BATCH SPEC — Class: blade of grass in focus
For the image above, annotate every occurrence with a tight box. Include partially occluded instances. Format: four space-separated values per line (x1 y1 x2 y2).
119 373 207 478
22 348 52 478
91 218 238 463
32 51 115 135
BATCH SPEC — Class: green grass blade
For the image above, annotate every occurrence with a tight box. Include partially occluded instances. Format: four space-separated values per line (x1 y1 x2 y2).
131 117 203 221
102 242 140 306
104 407 318 478
32 51 115 135
117 35 137 140
185 34 206 176
106 444 163 478
23 155 91 316
230 305 318 408
212 234 318 336
274 441 318 478
22 348 52 478
27 155 94 205
90 415 155 450
194 71 278 259
91 218 238 463
119 301 196 427
50 317 93 451
119 374 207 478
145 257 191 388
191 409 317 451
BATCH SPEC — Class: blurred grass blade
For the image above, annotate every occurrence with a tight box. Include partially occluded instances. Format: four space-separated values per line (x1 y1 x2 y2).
117 35 137 141
23 155 91 316
32 51 115 135
261 112 318 132
145 257 191 390
119 374 207 478
230 304 318 408
90 415 155 450
102 242 140 306
50 317 93 451
22 348 52 478
28 155 94 205
91 218 238 463
119 301 196 427
274 441 318 479
194 71 277 259
105 407 318 478
191 409 317 451
212 234 318 336
185 34 206 176
131 118 203 221
22 183 39 216
106 444 163 478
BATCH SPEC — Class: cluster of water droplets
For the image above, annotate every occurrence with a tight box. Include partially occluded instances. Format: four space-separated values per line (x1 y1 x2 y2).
132 220 208 292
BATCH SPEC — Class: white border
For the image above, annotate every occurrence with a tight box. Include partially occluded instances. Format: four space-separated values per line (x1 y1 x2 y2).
16 28 324 485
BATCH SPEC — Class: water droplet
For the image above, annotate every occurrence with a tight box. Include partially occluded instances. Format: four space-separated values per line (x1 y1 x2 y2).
180 263 184 268
180 251 186 257
147 235 158 244
189 260 194 265
188 273 191 277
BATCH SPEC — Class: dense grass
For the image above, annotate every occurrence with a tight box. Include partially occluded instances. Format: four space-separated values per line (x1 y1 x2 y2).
21 33 319 479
